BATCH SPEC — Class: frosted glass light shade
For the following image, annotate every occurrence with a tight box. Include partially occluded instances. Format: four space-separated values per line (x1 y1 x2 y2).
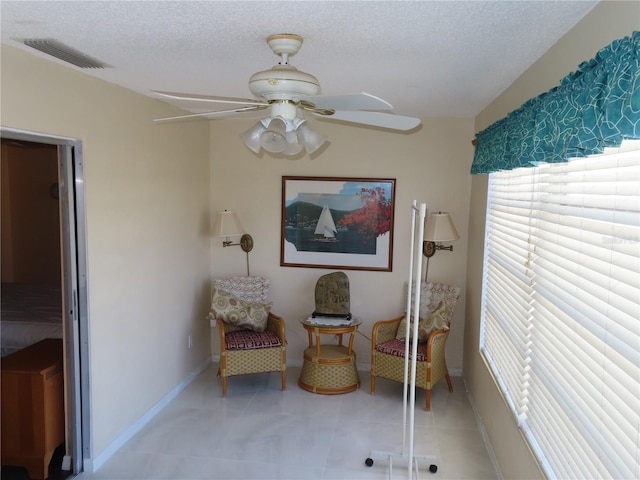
240 121 266 154
241 117 327 157
296 121 327 154
283 131 304 155
260 117 287 153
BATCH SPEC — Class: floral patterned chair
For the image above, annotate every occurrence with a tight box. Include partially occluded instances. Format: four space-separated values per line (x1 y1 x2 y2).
370 282 461 410
209 276 286 396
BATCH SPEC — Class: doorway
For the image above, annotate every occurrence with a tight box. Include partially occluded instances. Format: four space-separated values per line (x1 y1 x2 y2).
1 127 90 478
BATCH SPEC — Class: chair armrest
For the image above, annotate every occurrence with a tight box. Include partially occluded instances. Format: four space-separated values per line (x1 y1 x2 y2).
216 318 227 352
426 328 450 361
266 312 286 343
371 316 403 346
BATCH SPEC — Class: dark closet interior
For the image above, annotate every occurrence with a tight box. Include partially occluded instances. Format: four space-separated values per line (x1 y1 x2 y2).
1 139 68 480
1 139 62 354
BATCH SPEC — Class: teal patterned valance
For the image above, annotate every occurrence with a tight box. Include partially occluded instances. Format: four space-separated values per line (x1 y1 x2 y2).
471 31 640 174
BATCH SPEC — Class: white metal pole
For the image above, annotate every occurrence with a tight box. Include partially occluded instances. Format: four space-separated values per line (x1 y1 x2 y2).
368 201 434 480
402 200 418 455
408 203 427 479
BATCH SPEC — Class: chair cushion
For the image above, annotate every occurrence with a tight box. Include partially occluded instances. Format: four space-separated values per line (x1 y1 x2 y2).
396 300 449 342
225 330 282 350
376 338 427 362
209 286 272 332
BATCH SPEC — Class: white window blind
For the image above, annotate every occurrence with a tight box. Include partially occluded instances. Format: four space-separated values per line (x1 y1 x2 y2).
480 141 640 479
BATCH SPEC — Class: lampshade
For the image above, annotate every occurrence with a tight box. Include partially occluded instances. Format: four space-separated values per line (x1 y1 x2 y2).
241 116 327 156
240 120 267 154
260 117 288 153
296 121 327 154
283 130 304 156
424 212 459 242
212 210 245 238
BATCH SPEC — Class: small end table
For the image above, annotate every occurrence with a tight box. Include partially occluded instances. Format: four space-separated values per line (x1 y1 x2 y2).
298 317 362 394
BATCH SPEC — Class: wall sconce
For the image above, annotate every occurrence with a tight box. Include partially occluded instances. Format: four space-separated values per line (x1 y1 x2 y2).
423 211 459 281
212 210 254 275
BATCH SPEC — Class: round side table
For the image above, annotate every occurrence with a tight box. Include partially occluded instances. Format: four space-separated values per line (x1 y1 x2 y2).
298 317 362 394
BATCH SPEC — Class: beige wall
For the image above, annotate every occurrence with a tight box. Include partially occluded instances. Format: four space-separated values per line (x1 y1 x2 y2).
209 117 474 370
465 2 640 478
1 45 211 458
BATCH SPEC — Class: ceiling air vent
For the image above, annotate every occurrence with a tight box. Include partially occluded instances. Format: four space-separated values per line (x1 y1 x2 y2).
21 38 110 69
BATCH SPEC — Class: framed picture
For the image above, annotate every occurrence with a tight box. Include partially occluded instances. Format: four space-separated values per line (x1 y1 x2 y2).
281 176 396 271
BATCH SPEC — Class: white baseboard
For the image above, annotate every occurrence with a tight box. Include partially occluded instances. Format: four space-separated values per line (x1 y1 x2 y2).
90 356 212 472
464 377 504 480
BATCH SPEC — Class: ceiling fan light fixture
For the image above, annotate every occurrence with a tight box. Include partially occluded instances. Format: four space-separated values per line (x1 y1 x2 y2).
259 117 288 153
296 121 327 155
241 116 324 157
240 120 267 154
283 131 304 156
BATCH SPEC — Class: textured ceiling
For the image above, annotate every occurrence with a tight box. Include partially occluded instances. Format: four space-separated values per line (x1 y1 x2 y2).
1 1 598 119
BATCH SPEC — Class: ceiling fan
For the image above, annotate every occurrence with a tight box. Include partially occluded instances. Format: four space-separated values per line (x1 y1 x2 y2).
152 33 421 156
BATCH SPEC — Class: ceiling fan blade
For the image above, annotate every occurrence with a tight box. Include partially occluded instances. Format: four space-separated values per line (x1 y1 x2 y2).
311 93 393 111
152 90 267 107
154 105 266 123
320 110 421 131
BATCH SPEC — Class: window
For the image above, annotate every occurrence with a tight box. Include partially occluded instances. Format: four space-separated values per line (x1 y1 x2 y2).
480 141 640 479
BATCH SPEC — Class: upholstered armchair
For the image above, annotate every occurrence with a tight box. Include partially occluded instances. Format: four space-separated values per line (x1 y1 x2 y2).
209 276 286 396
370 282 461 410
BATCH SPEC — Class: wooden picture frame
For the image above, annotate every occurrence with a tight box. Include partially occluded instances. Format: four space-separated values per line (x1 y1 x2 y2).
281 176 396 271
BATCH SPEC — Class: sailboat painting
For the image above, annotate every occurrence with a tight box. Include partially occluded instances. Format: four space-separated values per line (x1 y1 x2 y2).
281 176 396 271
314 205 338 242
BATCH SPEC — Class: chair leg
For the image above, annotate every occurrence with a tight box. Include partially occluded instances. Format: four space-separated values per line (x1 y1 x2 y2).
219 351 227 396
446 373 453 392
216 369 227 397
370 354 376 394
218 354 227 397
281 369 287 391
426 389 431 411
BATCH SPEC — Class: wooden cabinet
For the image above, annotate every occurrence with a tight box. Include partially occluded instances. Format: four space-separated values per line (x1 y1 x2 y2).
1 338 64 480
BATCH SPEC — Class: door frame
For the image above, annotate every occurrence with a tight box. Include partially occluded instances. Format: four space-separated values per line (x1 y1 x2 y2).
1 127 91 475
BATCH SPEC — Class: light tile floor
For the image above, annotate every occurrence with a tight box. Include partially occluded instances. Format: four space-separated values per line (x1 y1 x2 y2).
79 365 499 480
